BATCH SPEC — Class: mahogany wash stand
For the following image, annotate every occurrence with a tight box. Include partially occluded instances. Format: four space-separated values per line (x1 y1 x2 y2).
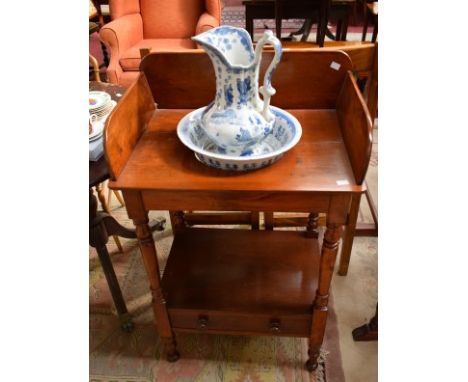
104 50 372 371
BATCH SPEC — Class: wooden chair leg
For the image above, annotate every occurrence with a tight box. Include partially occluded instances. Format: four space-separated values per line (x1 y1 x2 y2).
300 18 313 42
107 186 113 208
114 190 125 206
361 8 369 41
371 15 378 42
274 0 282 38
95 183 123 253
89 53 101 82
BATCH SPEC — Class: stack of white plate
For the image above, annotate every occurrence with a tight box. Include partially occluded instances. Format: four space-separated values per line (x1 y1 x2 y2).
89 119 105 142
89 90 115 120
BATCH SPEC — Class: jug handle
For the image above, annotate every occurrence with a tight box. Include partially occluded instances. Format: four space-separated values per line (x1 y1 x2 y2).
255 31 282 122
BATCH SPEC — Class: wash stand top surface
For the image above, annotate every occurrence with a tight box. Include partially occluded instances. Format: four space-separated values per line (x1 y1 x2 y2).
105 50 372 195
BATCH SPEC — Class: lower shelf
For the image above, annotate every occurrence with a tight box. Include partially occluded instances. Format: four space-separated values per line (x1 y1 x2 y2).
161 228 321 337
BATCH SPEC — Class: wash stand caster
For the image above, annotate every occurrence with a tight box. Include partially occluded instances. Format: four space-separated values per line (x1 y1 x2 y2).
120 315 135 333
166 351 180 363
305 358 318 371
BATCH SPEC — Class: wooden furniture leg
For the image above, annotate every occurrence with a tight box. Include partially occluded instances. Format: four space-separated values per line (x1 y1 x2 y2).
264 212 274 230
89 189 165 331
307 223 342 370
245 6 254 40
126 192 179 362
101 40 109 67
89 54 101 82
338 193 362 275
352 304 378 341
169 211 186 235
274 0 282 38
95 183 123 252
107 190 126 207
113 190 125 206
89 189 133 331
305 212 319 238
316 0 329 47
361 5 369 41
300 19 314 42
355 187 378 236
251 211 260 230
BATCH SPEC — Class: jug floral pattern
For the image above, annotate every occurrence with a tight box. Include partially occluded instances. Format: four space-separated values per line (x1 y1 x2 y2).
192 26 282 154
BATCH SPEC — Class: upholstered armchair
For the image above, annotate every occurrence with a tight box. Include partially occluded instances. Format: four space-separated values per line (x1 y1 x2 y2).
100 0 221 87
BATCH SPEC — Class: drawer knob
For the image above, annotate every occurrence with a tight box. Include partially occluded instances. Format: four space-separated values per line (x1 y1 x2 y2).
270 319 281 333
198 316 209 329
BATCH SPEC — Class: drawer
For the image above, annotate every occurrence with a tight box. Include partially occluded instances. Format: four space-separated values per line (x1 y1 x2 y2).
168 309 312 337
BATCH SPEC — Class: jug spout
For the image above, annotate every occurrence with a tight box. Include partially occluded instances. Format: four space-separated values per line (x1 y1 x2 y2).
192 26 256 68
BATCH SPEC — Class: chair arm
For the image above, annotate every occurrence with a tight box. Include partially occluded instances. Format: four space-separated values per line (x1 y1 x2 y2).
99 14 143 83
195 12 220 35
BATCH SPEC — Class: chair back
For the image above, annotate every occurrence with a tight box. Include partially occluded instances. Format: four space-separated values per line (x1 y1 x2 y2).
109 0 220 38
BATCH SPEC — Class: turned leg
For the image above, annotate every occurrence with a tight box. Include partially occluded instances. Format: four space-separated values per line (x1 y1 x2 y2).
264 212 274 230
169 211 186 235
95 183 123 252
305 212 319 238
307 223 342 371
251 212 260 230
133 215 179 362
113 190 125 206
338 193 362 275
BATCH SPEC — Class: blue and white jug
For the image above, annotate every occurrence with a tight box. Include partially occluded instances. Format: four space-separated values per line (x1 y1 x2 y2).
192 26 282 153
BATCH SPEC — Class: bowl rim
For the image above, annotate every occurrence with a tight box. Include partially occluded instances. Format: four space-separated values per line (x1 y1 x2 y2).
177 106 302 162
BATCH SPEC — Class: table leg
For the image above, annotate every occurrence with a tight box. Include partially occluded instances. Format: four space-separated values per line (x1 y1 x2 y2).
307 223 342 371
305 212 319 238
340 12 349 41
338 193 362 275
93 238 134 332
89 189 133 332
245 9 254 40
133 214 180 362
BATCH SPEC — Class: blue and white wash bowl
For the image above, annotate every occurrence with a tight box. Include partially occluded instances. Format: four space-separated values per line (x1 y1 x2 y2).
191 26 284 150
177 106 302 171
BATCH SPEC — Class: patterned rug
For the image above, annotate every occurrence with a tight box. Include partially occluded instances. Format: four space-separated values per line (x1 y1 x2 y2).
90 216 346 382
